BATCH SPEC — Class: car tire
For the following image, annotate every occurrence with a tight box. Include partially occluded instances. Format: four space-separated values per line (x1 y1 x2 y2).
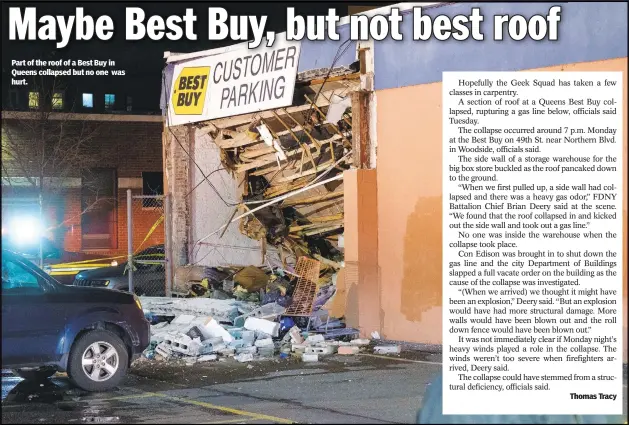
67 329 129 392
14 366 57 381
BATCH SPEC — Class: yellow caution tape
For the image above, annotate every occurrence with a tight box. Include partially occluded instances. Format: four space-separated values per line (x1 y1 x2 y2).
134 215 164 254
46 215 165 276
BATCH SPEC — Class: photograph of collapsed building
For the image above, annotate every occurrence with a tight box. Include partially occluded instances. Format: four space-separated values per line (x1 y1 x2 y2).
159 47 371 354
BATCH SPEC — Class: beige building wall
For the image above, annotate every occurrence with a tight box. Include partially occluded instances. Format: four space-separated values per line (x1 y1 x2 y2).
373 58 628 361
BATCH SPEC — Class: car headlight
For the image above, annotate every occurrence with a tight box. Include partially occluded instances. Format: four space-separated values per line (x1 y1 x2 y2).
133 294 143 311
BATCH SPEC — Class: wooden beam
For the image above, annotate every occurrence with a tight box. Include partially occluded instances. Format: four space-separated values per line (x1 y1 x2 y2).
214 130 259 149
304 94 352 148
282 109 321 150
275 160 334 183
351 91 370 169
235 134 342 173
299 72 360 86
282 191 344 207
313 254 343 269
289 218 343 233
302 223 344 236
306 213 344 223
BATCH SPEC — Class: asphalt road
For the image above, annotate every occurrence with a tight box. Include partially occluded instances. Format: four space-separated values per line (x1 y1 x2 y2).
1 353 443 424
2 354 627 424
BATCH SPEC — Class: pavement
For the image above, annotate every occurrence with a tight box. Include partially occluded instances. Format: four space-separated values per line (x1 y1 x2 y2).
2 353 627 424
1 352 443 424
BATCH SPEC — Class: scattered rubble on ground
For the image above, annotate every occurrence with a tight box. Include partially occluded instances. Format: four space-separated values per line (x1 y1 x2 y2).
139 257 402 364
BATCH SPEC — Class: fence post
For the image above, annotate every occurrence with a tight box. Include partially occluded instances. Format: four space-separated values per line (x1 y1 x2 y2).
127 189 134 293
164 194 173 297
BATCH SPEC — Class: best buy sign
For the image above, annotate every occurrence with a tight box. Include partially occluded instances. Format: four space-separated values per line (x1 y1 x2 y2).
171 66 210 115
166 33 301 127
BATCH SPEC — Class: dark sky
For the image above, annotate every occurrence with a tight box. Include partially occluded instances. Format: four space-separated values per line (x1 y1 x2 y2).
1 2 390 110
3 2 352 73
2 1 390 110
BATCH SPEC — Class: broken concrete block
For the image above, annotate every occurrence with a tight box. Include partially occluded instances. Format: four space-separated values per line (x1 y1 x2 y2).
234 353 254 363
219 347 236 357
229 339 247 349
291 343 307 353
289 326 304 344
168 334 203 356
351 339 370 346
306 345 335 356
302 353 319 362
236 346 258 355
338 346 360 355
155 342 173 359
172 314 197 325
242 330 255 345
234 303 285 328
374 345 401 354
258 346 275 357
244 317 280 337
202 318 234 343
306 334 325 344
254 338 274 348
186 326 206 341
197 354 218 362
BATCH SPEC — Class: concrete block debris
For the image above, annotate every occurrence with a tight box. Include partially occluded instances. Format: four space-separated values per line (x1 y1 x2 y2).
197 354 218 362
233 302 285 328
291 343 307 353
338 346 360 355
258 346 275 357
254 338 274 348
139 259 372 364
235 353 254 363
305 345 336 355
302 353 319 362
306 334 325 344
289 326 304 344
202 318 234 343
374 345 401 355
244 317 280 337
236 346 258 355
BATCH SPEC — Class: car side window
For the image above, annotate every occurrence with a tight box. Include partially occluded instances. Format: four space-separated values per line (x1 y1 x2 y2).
2 256 44 294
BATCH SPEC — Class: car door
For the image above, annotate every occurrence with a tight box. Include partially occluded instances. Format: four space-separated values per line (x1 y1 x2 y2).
1 254 67 366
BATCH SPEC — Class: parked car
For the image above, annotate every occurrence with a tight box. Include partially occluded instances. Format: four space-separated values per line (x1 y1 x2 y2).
73 245 166 296
2 234 113 284
1 249 150 391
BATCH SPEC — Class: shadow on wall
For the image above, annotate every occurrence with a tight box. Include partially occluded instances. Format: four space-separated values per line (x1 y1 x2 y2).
401 196 443 322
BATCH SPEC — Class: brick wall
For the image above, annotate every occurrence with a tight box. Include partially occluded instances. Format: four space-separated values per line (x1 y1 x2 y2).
164 125 191 267
2 119 165 256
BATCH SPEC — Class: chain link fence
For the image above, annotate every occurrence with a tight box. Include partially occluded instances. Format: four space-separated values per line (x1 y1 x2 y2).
125 191 172 297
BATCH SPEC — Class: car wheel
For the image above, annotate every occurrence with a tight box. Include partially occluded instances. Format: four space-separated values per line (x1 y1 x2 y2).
14 366 57 381
67 330 129 392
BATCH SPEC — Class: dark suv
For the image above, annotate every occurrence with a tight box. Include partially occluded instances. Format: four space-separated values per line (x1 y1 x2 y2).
1 250 150 391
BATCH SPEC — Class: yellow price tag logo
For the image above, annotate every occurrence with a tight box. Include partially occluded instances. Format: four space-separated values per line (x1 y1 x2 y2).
172 66 210 115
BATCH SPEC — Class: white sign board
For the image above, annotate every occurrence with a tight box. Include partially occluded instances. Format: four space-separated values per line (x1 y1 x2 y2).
166 34 301 127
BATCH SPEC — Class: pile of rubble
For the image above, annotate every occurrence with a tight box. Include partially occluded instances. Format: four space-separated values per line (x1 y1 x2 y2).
142 309 378 364
140 256 400 364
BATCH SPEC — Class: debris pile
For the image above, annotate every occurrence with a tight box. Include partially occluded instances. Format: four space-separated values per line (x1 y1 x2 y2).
195 68 359 270
140 256 395 363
